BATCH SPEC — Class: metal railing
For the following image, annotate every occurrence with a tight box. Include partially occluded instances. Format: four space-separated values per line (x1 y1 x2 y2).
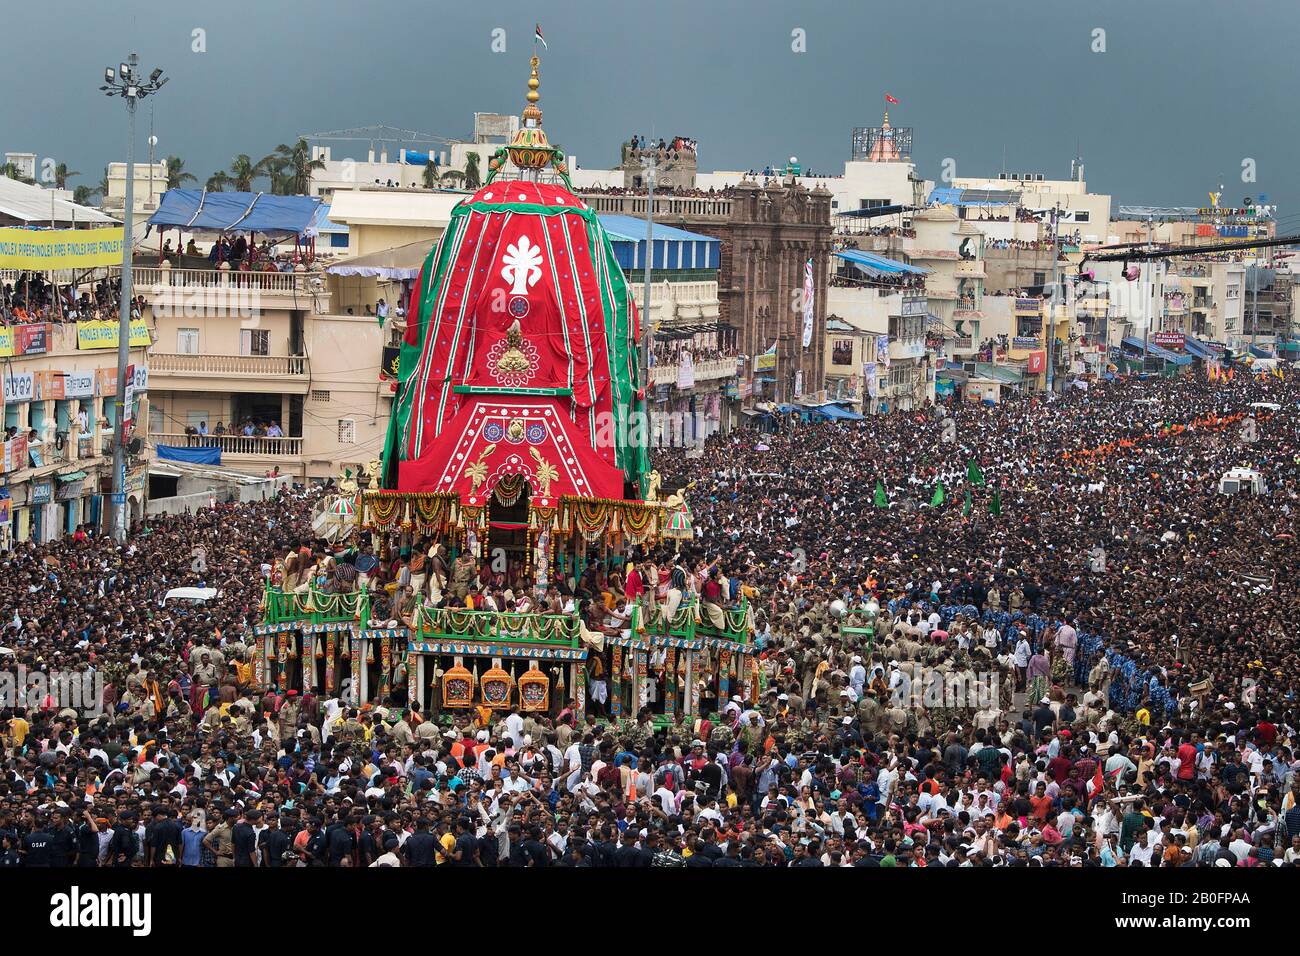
414 606 582 646
264 585 369 626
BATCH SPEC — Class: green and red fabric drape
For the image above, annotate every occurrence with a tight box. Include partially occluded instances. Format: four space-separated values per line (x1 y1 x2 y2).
384 181 647 498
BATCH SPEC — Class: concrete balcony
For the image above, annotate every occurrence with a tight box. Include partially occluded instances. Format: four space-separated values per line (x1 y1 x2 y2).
581 194 733 221
888 339 927 361
130 266 330 313
650 356 740 387
152 432 304 471
955 259 986 278
148 352 311 394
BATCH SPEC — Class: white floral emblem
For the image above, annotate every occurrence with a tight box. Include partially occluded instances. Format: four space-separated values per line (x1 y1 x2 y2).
501 236 544 296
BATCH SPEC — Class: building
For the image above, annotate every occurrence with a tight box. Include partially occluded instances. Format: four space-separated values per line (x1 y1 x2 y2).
2 320 149 546
105 160 167 241
599 214 731 443
580 178 832 406
0 174 117 228
952 163 1111 242
305 115 558 200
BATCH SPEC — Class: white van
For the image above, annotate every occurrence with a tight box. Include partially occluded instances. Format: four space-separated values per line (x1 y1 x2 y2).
1218 468 1267 496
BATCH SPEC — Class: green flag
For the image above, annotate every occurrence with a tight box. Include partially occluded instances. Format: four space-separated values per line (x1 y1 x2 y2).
874 479 889 508
967 459 985 486
930 482 945 507
963 489 972 516
990 489 1002 515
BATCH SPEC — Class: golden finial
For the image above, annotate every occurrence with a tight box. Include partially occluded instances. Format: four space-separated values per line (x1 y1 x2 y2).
521 54 543 128
527 54 540 104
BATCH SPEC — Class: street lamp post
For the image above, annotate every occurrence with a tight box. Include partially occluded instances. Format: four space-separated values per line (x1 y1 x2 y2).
101 53 167 545
639 154 656 453
1046 205 1060 392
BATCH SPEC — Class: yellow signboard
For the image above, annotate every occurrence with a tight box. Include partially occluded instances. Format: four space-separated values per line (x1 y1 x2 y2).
0 226 124 270
76 319 152 350
754 352 777 372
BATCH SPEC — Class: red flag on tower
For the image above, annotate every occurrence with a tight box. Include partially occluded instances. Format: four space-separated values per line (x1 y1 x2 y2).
885 93 899 104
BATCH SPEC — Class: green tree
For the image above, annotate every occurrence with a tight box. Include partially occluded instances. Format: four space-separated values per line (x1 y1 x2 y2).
421 160 441 189
164 155 197 189
440 169 466 188
464 152 481 190
226 153 273 192
263 139 325 195
72 185 96 205
205 170 232 192
0 162 35 185
52 162 80 188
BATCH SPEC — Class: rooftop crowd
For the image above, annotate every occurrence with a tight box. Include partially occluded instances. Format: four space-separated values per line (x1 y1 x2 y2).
2 370 1300 867
1 274 138 326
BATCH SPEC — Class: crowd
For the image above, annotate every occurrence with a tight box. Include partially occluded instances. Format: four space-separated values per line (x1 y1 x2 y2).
650 343 740 367
1 369 1300 868
1 274 138 326
624 135 698 157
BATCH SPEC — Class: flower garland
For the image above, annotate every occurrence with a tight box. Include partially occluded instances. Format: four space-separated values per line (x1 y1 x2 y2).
412 493 455 530
364 493 404 528
494 474 526 508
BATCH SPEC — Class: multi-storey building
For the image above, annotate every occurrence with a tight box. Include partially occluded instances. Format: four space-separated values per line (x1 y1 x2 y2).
139 260 390 482
582 179 833 406
1 319 149 546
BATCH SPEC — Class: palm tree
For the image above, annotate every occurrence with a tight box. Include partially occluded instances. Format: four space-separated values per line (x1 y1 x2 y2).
227 153 272 192
0 162 35 185
440 170 466 188
421 160 441 189
73 185 96 206
263 139 324 195
53 162 80 189
205 171 232 192
464 152 481 190
164 156 197 189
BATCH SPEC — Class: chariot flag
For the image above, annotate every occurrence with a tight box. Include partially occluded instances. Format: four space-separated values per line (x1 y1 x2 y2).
534 24 547 48
930 482 945 507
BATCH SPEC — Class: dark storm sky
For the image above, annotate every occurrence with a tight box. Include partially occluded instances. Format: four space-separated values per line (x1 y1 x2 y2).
4 0 1296 220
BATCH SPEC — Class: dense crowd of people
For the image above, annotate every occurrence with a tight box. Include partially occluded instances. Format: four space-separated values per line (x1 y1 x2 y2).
1 274 137 325
1 369 1299 867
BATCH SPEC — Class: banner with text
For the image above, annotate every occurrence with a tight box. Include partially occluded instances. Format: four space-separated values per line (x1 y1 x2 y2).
76 319 152 350
0 226 124 270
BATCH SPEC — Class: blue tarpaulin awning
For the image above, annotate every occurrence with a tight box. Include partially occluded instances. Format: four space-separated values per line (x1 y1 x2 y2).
599 215 720 272
1182 337 1221 360
147 189 324 237
927 186 1022 207
810 403 863 421
157 445 222 465
1121 336 1192 366
833 248 929 278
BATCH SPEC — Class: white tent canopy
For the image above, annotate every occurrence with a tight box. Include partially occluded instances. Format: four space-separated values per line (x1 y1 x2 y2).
326 239 433 280
0 175 118 225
